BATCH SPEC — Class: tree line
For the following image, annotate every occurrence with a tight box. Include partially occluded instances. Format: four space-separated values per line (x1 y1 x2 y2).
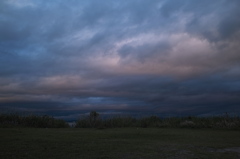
0 113 69 128
75 111 240 130
1 111 240 129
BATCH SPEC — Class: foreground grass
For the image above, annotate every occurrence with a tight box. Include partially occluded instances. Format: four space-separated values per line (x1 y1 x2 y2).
1 128 240 159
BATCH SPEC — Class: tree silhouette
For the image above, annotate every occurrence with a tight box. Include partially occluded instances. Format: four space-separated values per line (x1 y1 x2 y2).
89 111 99 128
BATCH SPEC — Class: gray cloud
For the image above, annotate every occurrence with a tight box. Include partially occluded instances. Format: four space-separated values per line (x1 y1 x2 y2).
1 0 240 119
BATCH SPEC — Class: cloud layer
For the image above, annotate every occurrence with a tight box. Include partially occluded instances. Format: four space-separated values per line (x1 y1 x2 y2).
1 0 240 119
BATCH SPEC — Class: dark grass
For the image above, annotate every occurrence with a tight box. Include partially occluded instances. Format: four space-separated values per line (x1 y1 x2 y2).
1 128 240 159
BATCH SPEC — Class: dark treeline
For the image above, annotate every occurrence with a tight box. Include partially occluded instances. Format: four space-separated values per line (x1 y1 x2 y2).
0 114 69 128
75 111 240 130
1 112 240 129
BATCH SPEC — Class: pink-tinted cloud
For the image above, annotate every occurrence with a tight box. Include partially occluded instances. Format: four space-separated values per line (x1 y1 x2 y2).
1 0 240 119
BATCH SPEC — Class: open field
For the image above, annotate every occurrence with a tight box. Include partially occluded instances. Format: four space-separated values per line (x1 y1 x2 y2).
1 128 240 159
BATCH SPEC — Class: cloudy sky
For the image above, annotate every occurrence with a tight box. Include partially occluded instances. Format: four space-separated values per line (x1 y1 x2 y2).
1 0 240 120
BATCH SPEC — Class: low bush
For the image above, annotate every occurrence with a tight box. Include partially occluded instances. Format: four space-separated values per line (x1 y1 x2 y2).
0 114 69 128
75 112 240 130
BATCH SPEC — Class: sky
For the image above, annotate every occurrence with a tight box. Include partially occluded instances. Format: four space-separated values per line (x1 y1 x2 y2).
1 0 240 120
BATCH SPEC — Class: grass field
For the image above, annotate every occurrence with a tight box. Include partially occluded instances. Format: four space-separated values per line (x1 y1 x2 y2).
1 128 240 159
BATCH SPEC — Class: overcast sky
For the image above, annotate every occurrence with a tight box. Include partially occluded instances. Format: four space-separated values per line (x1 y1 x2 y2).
1 0 240 120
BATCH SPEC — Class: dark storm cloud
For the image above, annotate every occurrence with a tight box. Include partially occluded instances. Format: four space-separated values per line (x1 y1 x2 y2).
1 0 240 119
